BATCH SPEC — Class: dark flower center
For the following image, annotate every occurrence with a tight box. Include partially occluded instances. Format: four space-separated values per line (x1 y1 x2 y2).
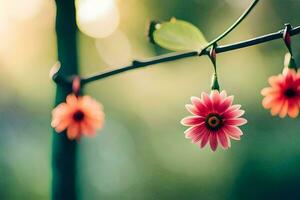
284 88 296 98
73 110 85 122
205 113 223 131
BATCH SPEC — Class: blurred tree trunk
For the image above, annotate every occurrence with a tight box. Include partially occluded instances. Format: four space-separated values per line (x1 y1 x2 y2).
52 0 79 199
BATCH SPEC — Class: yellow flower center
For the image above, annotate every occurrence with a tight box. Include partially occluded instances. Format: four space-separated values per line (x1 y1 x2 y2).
205 114 223 131
208 116 220 127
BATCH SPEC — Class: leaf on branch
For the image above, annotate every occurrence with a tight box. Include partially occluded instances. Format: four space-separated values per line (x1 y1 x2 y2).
147 20 160 44
149 18 208 52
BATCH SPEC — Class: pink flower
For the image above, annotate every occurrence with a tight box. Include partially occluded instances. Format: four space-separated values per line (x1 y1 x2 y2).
181 90 247 151
261 68 300 118
51 94 105 140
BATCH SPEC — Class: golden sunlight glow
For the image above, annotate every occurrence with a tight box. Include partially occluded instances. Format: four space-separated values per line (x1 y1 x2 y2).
0 0 45 21
95 30 132 66
76 0 120 38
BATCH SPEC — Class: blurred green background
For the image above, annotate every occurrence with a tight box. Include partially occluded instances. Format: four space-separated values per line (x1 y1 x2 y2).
1 0 300 199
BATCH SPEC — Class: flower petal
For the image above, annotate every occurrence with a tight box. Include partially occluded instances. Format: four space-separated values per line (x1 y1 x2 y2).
227 135 231 147
279 100 288 118
223 109 245 119
217 129 229 149
181 116 205 126
81 121 96 136
211 90 221 111
185 104 201 116
209 133 218 151
184 123 205 139
270 100 284 116
200 132 210 148
285 69 295 85
226 104 241 113
268 75 283 89
54 118 72 133
261 87 276 96
288 101 299 118
66 94 78 107
262 95 279 109
224 125 243 140
219 95 234 114
201 92 213 110
225 118 247 126
220 90 227 100
191 97 208 116
190 127 206 143
67 123 80 140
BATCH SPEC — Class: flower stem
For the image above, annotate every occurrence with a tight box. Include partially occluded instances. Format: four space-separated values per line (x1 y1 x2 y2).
201 0 259 51
52 0 79 199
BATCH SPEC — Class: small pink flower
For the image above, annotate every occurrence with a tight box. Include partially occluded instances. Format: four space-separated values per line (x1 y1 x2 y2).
181 90 247 151
261 68 300 118
51 94 105 140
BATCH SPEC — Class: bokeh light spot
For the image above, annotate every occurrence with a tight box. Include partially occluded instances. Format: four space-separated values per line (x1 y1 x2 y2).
95 30 132 66
76 0 120 38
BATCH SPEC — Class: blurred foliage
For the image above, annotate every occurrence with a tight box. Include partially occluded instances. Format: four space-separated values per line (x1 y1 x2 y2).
1 0 300 199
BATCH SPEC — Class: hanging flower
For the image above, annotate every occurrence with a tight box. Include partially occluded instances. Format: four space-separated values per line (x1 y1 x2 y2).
181 90 247 151
261 67 300 118
51 94 105 140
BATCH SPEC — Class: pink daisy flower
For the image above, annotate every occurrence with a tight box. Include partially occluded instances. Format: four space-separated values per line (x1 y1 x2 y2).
181 90 247 151
261 68 300 118
51 94 105 140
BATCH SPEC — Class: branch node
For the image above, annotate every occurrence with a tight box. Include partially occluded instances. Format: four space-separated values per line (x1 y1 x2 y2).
49 61 61 81
283 23 293 55
49 61 73 86
132 60 143 67
72 76 81 96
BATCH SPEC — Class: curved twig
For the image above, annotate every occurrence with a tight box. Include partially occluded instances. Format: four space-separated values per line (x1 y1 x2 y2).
200 0 259 53
51 25 300 85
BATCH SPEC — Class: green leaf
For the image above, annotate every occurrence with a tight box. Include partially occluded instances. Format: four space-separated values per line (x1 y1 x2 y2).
153 18 208 52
